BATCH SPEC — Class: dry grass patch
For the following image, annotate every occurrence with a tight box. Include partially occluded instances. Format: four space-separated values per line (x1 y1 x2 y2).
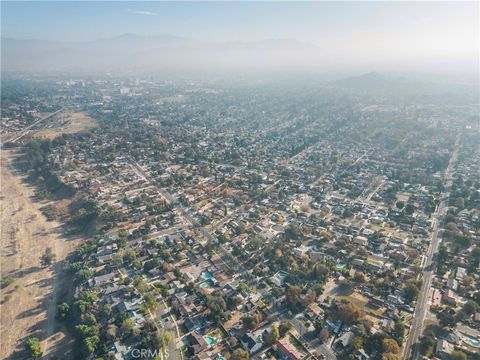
32 112 97 139
337 294 384 316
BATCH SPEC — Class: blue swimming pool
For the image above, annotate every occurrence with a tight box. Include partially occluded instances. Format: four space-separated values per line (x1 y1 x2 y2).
200 281 211 288
205 335 216 346
203 271 213 280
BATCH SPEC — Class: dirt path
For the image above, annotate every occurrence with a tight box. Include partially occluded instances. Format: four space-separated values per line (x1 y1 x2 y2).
0 148 79 359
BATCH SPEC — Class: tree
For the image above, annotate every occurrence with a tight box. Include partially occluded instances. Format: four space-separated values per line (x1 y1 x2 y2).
56 302 70 320
279 320 293 337
302 289 317 307
102 304 112 318
337 301 363 325
76 323 99 339
462 275 475 290
393 321 405 344
119 318 135 339
133 276 148 294
117 230 128 248
25 337 43 359
353 272 366 284
462 300 478 315
227 295 242 311
123 249 138 264
454 197 465 209
237 222 246 234
405 204 415 215
352 336 363 351
455 310 467 323
419 334 435 357
231 348 249 360
243 314 259 330
382 338 401 355
438 245 449 263
342 208 354 218
404 283 419 304
265 323 280 345
40 247 55 266
455 235 472 249
161 332 173 349
271 323 280 342
285 224 303 240
285 285 303 312
74 268 93 284
472 246 480 260
450 350 467 360
74 290 98 314
364 333 385 355
319 231 332 240
437 309 456 327
141 292 158 313
82 335 99 354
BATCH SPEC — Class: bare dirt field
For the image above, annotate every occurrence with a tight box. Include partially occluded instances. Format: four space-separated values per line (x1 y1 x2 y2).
0 148 80 359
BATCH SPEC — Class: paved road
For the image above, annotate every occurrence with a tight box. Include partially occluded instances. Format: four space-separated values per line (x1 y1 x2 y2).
403 134 460 359
5 108 64 143
156 301 181 360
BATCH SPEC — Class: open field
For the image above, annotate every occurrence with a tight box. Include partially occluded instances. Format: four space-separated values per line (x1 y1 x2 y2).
336 294 384 316
0 148 79 359
30 112 97 140
336 294 368 308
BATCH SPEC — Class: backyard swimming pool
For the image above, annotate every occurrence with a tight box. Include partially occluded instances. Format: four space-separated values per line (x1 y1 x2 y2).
203 271 213 279
205 335 216 346
464 338 480 348
200 281 211 288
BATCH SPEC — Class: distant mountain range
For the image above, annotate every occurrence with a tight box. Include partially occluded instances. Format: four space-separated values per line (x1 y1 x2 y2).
2 34 478 97
1 34 332 73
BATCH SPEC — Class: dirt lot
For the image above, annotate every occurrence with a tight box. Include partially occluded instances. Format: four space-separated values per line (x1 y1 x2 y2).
0 149 79 359
30 111 97 140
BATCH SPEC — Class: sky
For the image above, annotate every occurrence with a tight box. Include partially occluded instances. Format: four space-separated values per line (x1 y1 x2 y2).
1 1 479 77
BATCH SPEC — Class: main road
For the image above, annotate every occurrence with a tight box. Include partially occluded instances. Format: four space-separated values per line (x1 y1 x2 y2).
403 133 460 359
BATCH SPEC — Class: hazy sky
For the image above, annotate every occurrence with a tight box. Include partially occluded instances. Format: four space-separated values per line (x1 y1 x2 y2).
1 1 478 76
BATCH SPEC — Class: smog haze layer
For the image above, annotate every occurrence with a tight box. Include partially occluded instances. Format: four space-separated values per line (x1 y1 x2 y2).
1 1 479 83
